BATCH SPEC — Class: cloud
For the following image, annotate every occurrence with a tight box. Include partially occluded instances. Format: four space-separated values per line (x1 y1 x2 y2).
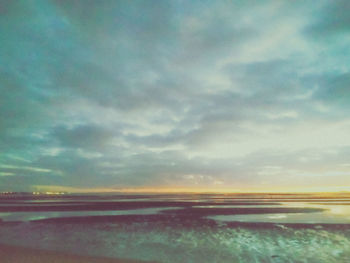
1 0 350 192
306 0 350 37
52 124 116 150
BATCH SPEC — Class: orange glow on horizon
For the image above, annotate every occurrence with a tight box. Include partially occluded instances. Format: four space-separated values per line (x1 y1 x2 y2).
33 185 350 194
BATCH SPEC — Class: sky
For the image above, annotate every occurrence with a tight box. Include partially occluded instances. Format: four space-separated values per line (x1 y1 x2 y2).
0 0 350 193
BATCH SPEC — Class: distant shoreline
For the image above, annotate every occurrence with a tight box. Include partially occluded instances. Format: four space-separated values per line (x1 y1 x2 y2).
0 243 156 263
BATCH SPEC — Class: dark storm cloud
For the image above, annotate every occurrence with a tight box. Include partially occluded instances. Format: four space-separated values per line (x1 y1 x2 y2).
1 0 350 192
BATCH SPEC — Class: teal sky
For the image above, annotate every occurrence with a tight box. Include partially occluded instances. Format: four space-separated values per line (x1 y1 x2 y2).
1 0 350 192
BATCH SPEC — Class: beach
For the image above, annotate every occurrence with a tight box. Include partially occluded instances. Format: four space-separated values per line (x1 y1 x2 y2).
1 193 350 262
0 243 156 263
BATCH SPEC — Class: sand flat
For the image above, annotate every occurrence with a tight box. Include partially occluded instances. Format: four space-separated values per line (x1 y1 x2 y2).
0 243 156 263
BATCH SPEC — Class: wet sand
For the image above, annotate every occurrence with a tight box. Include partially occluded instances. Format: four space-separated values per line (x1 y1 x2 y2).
0 243 156 263
1 193 350 263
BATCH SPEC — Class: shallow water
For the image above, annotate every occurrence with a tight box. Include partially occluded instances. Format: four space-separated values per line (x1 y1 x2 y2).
0 207 179 222
208 202 350 224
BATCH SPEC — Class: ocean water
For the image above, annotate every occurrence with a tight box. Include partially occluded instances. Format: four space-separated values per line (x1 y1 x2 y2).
0 193 350 262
